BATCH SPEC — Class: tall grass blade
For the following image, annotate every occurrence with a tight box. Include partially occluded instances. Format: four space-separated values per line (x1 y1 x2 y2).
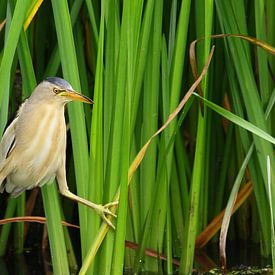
196 182 253 248
267 156 275 275
24 0 43 30
98 0 128 272
0 0 31 134
85 3 105 273
51 0 90 257
195 94 275 145
179 1 214 273
42 184 70 274
0 198 17 256
219 144 253 270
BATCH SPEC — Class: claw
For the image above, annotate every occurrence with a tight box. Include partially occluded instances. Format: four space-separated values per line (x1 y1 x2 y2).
104 201 119 208
96 201 118 230
103 215 116 230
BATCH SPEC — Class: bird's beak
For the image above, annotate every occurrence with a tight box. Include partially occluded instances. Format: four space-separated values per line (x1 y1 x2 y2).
62 90 94 104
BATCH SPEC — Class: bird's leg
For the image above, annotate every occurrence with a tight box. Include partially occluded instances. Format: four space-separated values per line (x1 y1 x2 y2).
61 189 118 229
56 168 118 229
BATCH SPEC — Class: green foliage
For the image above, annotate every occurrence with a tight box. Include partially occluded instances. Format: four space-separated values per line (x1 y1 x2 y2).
0 0 274 274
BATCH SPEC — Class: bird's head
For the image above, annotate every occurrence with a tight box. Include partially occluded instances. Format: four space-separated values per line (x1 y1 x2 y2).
31 77 94 106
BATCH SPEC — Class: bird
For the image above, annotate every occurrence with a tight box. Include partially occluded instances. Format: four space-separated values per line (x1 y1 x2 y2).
0 77 117 228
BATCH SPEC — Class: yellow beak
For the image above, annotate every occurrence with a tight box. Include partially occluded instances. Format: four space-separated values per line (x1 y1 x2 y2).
61 90 94 104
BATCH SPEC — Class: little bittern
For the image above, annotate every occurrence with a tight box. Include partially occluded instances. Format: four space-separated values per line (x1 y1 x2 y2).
0 77 117 228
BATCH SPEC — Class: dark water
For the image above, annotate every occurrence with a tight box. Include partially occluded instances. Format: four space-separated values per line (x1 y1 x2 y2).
194 241 272 274
0 241 272 274
1 250 48 275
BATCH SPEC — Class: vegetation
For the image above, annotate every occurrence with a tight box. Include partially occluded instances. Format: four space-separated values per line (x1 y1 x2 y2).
0 0 274 274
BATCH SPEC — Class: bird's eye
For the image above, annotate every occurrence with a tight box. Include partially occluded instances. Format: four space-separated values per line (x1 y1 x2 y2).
53 87 60 94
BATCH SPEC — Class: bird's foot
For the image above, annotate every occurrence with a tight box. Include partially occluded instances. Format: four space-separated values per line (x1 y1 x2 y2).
95 201 118 229
60 189 118 229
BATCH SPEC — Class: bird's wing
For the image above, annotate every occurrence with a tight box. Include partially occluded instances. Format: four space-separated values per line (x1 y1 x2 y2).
0 117 18 164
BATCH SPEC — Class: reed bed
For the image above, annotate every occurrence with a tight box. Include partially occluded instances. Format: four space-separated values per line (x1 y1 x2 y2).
0 0 274 274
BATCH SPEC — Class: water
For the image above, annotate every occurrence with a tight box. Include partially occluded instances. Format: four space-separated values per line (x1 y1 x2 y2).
1 249 49 275
0 241 272 274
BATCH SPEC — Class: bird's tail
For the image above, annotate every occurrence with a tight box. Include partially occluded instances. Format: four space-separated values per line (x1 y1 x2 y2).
0 158 12 192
